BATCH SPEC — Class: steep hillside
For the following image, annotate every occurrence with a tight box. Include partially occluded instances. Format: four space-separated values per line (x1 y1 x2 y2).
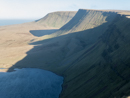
36 11 76 28
6 9 130 98
41 9 117 39
59 14 130 98
60 9 113 32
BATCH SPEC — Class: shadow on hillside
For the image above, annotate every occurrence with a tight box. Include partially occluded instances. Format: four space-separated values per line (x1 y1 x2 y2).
30 29 58 37
7 12 119 73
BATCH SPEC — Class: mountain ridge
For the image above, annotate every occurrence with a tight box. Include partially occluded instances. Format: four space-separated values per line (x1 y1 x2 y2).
36 11 77 28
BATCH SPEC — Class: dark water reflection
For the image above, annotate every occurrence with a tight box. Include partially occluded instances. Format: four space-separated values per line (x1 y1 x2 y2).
0 68 63 98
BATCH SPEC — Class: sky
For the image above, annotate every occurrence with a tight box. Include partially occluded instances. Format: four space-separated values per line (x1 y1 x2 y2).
0 0 130 19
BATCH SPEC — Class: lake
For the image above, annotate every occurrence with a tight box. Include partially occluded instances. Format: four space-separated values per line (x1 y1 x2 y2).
0 68 63 98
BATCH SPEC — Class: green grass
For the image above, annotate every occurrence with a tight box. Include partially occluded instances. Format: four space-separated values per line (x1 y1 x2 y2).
36 11 77 28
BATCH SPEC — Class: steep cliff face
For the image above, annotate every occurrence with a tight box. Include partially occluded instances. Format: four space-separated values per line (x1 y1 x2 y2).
36 11 76 28
7 9 130 98
49 9 117 37
59 14 130 98
60 9 113 31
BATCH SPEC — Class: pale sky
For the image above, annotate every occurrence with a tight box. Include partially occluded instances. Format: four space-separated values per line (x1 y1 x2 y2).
0 0 130 19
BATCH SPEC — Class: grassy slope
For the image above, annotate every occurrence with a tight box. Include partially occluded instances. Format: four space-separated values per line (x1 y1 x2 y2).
60 9 110 32
36 11 76 28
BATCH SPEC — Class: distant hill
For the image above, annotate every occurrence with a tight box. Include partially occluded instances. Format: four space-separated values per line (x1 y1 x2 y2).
1 9 130 98
36 11 77 28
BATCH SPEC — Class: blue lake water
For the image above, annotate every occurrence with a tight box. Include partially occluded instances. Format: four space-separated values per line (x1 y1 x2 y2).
0 68 7 69
0 19 35 26
0 68 63 98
